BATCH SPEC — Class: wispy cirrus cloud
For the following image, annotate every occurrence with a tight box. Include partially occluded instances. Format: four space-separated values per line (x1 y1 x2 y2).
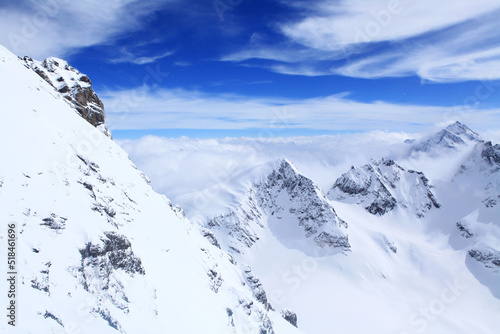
109 48 175 65
223 0 500 82
0 0 171 59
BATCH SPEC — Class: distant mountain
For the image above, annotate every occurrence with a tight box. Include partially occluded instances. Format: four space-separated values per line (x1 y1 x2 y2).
22 56 111 137
328 159 440 217
410 121 482 154
206 159 350 256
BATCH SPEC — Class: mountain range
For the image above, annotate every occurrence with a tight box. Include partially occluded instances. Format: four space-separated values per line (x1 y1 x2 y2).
1 44 499 334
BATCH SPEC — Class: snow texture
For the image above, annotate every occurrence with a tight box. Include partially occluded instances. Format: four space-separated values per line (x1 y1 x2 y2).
0 44 300 334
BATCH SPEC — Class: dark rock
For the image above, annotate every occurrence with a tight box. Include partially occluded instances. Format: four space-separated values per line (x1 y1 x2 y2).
456 222 475 238
58 85 70 94
22 56 110 136
203 229 221 249
207 267 223 293
79 75 91 83
43 311 64 327
481 142 500 166
329 159 439 217
468 249 500 269
314 231 350 248
79 232 145 277
41 213 67 231
281 309 298 327
244 267 270 309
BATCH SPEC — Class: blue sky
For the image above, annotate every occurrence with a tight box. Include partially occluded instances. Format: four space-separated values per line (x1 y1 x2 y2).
1 0 500 138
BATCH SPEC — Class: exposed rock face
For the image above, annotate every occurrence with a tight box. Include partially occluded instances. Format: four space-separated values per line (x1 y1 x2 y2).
243 267 271 309
328 159 440 217
76 232 145 322
207 159 350 255
468 248 500 272
478 142 500 170
22 56 111 137
281 309 298 328
457 141 500 208
456 222 475 239
257 160 349 249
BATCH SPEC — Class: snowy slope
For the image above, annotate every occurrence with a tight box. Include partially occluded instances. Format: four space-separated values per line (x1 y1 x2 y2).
328 159 440 217
0 45 300 333
439 141 500 299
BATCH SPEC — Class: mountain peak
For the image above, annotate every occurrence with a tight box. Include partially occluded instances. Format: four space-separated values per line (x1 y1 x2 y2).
206 159 350 256
328 159 440 217
445 121 482 142
22 55 110 137
410 121 482 154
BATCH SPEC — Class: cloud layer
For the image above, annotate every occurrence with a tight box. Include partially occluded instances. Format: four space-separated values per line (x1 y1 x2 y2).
117 131 414 216
101 86 500 133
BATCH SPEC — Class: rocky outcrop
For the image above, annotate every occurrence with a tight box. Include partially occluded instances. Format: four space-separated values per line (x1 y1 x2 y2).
22 56 111 137
456 222 475 239
456 141 500 208
243 267 271 309
328 159 440 217
281 309 298 328
468 248 500 272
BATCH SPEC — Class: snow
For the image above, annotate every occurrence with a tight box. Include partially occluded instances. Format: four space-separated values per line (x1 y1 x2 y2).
0 44 299 333
1 41 500 334
117 116 500 333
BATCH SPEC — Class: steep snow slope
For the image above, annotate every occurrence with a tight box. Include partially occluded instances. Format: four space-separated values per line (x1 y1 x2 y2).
328 159 440 217
0 45 300 333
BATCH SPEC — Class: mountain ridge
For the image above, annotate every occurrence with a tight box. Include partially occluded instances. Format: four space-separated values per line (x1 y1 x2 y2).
0 44 300 334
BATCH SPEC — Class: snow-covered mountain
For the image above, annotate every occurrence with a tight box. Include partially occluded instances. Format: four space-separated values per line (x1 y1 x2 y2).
205 159 350 257
410 121 482 155
2 41 500 334
0 45 300 333
22 55 111 137
455 140 500 207
328 159 440 217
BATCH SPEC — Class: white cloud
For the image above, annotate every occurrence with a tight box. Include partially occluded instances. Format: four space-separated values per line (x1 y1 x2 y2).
280 0 500 49
116 120 500 218
100 85 500 133
334 21 500 82
117 131 415 215
224 0 500 82
109 49 175 65
0 0 171 59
